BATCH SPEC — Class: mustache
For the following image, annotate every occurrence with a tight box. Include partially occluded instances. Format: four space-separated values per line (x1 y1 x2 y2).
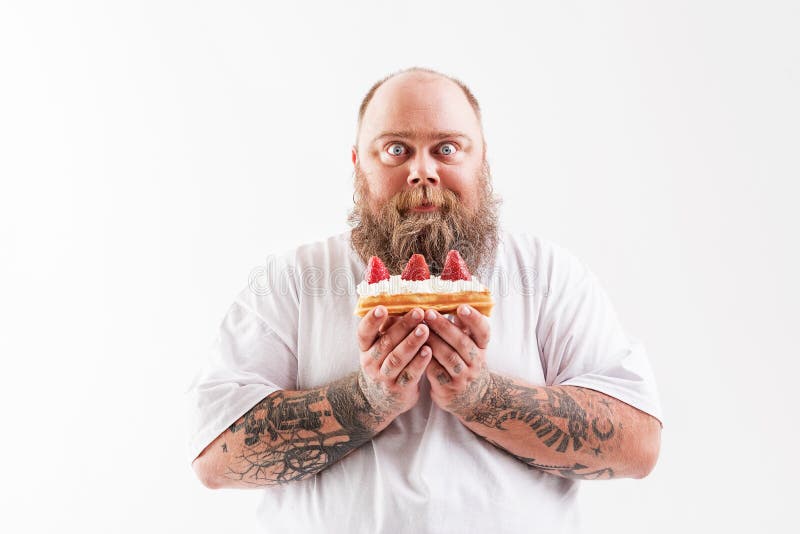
392 185 456 213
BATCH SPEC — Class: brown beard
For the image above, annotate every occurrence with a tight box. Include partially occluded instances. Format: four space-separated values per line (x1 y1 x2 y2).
348 161 500 277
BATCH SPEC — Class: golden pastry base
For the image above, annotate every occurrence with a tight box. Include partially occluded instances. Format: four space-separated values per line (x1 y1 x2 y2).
354 291 494 317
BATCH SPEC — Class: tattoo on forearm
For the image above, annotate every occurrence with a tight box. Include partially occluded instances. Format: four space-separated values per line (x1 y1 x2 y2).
224 373 379 486
485 438 615 480
592 418 615 441
465 376 619 478
468 376 616 452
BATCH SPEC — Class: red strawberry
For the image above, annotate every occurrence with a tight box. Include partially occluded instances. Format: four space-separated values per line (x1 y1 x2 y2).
401 254 430 281
365 256 390 283
440 250 471 281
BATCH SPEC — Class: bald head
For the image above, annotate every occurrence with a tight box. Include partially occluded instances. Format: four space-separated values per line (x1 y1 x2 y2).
355 68 484 151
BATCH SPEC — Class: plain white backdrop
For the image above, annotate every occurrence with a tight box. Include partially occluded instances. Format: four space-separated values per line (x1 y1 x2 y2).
1 1 798 532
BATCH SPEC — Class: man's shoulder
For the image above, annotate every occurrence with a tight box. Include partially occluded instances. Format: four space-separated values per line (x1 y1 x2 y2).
496 230 591 283
294 230 354 259
497 230 565 263
243 231 356 305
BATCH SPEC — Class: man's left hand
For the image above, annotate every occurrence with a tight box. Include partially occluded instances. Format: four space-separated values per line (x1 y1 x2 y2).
423 305 492 419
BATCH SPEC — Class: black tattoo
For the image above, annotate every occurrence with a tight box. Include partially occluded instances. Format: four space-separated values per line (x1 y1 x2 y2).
224 373 380 486
357 369 400 422
467 377 590 453
469 347 477 362
447 364 491 417
592 417 615 441
221 443 228 453
531 460 615 480
436 372 451 385
464 378 624 479
453 363 463 374
371 346 380 360
485 440 614 480
398 371 411 386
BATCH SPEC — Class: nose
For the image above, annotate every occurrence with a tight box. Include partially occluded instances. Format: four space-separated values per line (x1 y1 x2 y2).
407 151 440 187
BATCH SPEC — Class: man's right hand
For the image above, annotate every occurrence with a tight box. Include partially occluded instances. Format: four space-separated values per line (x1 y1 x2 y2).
357 306 431 426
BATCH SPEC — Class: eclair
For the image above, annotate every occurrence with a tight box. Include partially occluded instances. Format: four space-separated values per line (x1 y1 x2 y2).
354 250 494 317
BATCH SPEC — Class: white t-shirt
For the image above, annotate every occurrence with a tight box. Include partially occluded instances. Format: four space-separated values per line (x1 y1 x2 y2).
188 231 662 534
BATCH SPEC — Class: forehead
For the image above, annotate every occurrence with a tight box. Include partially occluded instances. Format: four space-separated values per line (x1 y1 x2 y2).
359 74 482 147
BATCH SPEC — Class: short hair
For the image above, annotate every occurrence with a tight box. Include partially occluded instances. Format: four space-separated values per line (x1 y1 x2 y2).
355 67 483 144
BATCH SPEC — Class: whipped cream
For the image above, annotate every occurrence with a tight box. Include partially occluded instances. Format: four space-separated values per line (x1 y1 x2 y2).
356 274 488 297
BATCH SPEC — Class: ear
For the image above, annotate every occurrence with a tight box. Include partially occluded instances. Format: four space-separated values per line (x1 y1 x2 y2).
351 146 358 167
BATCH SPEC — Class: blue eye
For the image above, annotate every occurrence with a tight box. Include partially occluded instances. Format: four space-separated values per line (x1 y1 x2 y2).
439 143 457 156
387 143 406 156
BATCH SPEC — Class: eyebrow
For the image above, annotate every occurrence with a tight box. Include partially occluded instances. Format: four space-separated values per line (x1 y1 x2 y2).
371 129 472 144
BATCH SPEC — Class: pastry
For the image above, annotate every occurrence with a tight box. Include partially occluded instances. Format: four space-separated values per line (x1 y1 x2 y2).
354 250 494 317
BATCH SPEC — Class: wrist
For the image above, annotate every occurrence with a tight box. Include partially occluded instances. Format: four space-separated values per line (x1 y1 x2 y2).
447 366 495 421
355 370 401 431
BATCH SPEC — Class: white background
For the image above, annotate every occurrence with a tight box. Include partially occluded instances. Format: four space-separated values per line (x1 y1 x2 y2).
1 1 798 532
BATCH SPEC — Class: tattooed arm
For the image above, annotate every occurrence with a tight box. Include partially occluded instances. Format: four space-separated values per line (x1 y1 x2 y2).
424 306 661 480
192 305 433 489
193 372 383 488
455 374 661 480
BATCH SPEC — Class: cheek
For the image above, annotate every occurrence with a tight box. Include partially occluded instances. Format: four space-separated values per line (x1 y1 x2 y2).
367 171 407 203
441 172 480 208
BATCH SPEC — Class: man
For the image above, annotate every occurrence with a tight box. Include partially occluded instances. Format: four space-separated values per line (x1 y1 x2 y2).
189 67 663 533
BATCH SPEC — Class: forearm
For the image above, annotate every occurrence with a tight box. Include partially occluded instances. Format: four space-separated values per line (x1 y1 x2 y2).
193 371 388 489
455 373 661 480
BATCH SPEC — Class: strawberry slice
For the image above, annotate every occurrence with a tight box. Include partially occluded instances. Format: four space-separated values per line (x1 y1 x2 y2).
365 256 390 283
440 250 471 281
401 254 430 281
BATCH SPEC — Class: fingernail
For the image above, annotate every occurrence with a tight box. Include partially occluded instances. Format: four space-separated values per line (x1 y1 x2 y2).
426 310 437 321
415 325 425 337
374 307 385 318
412 308 423 320
459 305 471 316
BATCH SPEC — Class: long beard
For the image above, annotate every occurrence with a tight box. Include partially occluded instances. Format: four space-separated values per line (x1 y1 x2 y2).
347 162 500 277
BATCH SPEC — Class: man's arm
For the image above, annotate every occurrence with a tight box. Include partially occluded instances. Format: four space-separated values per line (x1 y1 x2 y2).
453 373 661 480
192 372 386 488
192 306 433 489
424 306 661 480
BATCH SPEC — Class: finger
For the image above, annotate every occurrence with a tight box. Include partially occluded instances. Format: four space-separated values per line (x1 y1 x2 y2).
379 322 429 380
426 331 468 377
396 345 432 387
455 305 491 349
452 314 472 337
425 355 452 386
362 308 424 364
357 306 389 352
425 309 479 366
380 308 424 346
367 316 399 361
378 315 399 334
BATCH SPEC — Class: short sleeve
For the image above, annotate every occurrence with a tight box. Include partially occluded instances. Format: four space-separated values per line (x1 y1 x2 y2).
536 245 663 424
186 253 300 463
